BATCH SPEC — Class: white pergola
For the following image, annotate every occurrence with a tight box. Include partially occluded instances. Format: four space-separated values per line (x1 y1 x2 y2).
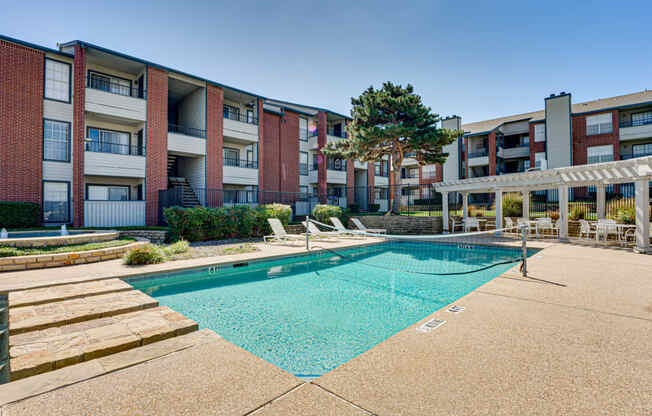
436 156 652 254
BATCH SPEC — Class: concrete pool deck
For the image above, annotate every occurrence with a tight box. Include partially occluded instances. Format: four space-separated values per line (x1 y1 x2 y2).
0 241 650 415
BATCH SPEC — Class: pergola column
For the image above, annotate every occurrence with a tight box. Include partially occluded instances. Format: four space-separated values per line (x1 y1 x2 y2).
441 191 449 233
634 179 650 254
558 185 569 241
522 189 530 219
462 192 469 222
495 189 503 232
596 184 606 219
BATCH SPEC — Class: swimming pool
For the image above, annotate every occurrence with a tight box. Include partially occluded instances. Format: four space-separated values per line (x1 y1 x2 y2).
1 231 88 239
129 242 527 378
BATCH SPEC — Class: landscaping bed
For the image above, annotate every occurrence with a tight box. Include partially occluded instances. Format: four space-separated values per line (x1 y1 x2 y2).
0 239 135 257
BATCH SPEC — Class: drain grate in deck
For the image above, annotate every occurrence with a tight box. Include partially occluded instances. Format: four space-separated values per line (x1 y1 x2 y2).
417 318 445 332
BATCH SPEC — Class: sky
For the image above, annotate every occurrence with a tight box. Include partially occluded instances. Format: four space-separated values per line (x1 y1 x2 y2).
2 0 651 123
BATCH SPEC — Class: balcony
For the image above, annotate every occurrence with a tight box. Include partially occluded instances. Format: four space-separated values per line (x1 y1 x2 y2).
168 123 206 156
85 76 146 122
468 148 489 167
223 105 259 142
326 128 347 139
619 115 652 141
499 143 530 159
223 158 258 185
84 140 145 178
84 200 145 227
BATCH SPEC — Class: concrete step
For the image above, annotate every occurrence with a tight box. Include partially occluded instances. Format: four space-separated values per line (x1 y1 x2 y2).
9 306 198 380
9 279 133 308
9 290 158 336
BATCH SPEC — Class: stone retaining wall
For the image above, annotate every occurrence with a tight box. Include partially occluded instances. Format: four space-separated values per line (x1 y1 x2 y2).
119 230 167 244
1 231 119 248
353 216 443 235
0 241 146 272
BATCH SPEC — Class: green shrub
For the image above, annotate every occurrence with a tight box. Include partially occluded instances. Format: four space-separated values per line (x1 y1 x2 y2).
616 207 635 224
124 244 165 265
502 195 523 218
347 204 360 213
162 239 189 256
0 247 21 258
163 204 292 242
0 202 41 228
312 204 342 225
569 206 586 220
368 203 380 213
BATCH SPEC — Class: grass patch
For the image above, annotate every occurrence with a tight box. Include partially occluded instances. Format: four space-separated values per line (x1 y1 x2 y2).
219 243 259 256
0 238 136 257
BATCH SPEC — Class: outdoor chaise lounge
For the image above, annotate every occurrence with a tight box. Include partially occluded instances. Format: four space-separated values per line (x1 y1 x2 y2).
264 218 305 244
350 218 386 234
302 220 353 239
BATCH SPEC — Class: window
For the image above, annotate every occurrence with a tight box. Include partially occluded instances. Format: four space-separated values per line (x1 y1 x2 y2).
88 71 132 96
587 145 613 164
524 160 531 170
632 143 652 157
223 105 240 121
246 109 254 124
86 128 131 155
631 111 652 127
586 113 612 136
43 120 70 162
521 135 529 146
374 160 389 177
45 59 71 102
245 143 257 168
43 181 69 223
299 151 309 175
534 124 545 142
299 118 308 142
535 152 547 169
422 164 437 179
374 187 388 200
223 147 240 167
86 185 130 201
300 186 310 195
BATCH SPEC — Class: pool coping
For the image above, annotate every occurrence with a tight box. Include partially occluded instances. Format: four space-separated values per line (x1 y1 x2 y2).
0 231 119 248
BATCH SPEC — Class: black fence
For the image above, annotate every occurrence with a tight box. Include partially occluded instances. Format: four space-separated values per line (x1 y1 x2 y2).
85 140 145 156
86 74 146 99
168 123 206 139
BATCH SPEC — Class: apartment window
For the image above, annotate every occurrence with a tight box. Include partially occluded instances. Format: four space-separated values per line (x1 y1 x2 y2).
521 135 530 147
88 71 132 96
374 160 389 177
524 160 531 170
299 151 309 175
45 58 71 103
43 119 70 162
300 186 310 195
586 113 612 136
535 152 547 169
587 145 613 164
245 143 257 168
534 124 545 142
422 164 436 179
43 181 69 223
299 117 308 142
631 111 652 127
223 105 240 121
223 147 240 167
86 127 131 155
632 143 652 157
86 185 130 201
246 109 254 124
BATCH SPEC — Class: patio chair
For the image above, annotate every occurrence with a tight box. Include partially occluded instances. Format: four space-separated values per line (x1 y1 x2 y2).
578 219 595 240
349 218 386 234
450 217 464 233
464 217 481 232
264 218 305 244
623 223 652 245
504 217 518 234
301 221 341 239
596 219 619 242
517 218 536 237
536 217 557 239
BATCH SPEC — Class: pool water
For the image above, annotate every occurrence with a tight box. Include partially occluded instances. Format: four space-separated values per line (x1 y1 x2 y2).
2 231 88 239
129 242 526 378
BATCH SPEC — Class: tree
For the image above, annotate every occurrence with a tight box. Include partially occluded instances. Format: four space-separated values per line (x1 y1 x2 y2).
322 82 462 214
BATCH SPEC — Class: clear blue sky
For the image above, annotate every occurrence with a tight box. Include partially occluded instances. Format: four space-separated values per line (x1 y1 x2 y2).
2 0 651 123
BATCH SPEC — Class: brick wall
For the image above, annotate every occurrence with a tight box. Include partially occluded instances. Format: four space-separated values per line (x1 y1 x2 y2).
205 85 223 190
572 111 620 166
72 45 86 226
346 158 355 204
0 41 44 205
262 111 281 192
317 111 327 203
488 131 497 176
280 110 299 193
145 67 168 225
529 124 546 166
367 166 375 204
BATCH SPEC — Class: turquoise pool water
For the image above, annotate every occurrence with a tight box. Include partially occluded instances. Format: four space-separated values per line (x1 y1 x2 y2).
2 231 88 239
129 242 526 378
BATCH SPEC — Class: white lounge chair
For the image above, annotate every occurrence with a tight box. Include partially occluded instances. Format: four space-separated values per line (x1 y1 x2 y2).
264 218 305 244
302 221 342 239
350 218 386 234
504 217 518 234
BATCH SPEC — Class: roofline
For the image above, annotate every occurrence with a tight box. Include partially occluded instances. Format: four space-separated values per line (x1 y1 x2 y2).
0 34 73 58
59 39 351 119
571 100 652 117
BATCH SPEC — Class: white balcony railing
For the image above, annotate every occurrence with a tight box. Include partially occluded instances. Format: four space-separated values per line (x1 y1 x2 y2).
84 201 145 227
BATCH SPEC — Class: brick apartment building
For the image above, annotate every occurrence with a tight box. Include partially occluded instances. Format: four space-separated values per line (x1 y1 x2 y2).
2 34 651 227
0 35 394 227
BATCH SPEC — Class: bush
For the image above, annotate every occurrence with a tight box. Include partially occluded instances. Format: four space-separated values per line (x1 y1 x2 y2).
0 202 41 228
312 204 342 225
163 204 292 242
548 211 560 221
0 247 21 258
347 204 360 213
162 239 189 256
368 203 380 213
124 244 165 265
616 207 635 224
502 195 523 218
569 206 586 220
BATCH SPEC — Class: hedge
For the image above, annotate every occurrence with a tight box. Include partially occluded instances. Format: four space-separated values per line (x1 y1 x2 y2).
0 202 41 228
311 204 351 228
163 204 292 242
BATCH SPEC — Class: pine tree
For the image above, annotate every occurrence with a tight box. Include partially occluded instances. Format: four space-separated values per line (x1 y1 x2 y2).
322 82 462 214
